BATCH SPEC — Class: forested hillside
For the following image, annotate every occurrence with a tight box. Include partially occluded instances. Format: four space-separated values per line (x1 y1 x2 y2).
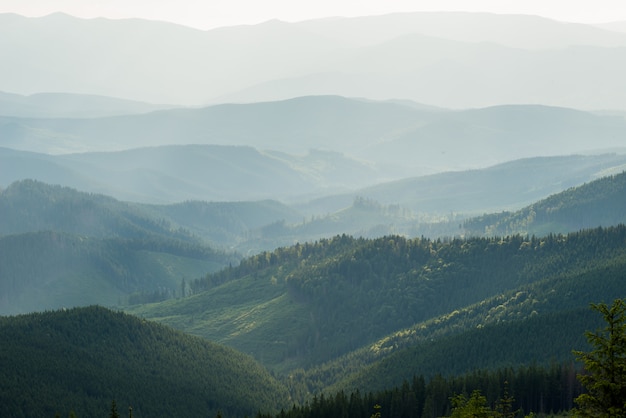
144 199 302 251
0 306 290 417
0 180 239 314
261 363 585 418
5 9 626 418
464 170 626 236
129 225 626 393
0 179 197 240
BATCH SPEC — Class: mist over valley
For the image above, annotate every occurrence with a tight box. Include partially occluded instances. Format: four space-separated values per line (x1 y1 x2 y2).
2 8 626 418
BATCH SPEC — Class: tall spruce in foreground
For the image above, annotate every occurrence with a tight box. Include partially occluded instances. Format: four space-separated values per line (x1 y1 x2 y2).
573 299 626 417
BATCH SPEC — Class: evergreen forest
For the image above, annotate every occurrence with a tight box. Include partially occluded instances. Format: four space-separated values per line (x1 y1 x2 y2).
2 173 626 417
4 10 626 417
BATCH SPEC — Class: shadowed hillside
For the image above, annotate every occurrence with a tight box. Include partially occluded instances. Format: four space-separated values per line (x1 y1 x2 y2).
0 306 290 417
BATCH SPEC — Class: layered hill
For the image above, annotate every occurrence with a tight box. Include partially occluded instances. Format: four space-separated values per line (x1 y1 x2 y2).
0 90 175 118
0 144 384 202
2 97 626 172
128 224 626 375
126 171 626 397
0 306 290 417
0 180 239 314
4 162 626 315
3 12 626 109
309 154 626 216
463 169 626 236
3 97 626 207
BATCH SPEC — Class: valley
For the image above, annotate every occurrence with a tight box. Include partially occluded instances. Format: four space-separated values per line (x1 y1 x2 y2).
2 8 626 418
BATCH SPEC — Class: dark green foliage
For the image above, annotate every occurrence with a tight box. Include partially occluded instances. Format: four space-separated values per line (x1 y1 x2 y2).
573 299 626 417
133 225 626 392
0 180 239 314
0 306 290 417
0 179 196 241
449 390 490 418
262 364 582 418
0 230 233 314
109 400 120 418
335 307 599 394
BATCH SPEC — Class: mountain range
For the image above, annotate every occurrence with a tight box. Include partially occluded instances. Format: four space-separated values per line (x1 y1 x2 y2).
2 166 625 323
3 9 626 417
3 95 626 202
2 169 626 415
128 210 626 393
0 91 175 118
3 12 626 110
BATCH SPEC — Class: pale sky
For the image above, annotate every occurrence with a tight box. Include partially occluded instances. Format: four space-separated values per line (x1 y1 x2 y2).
1 0 626 30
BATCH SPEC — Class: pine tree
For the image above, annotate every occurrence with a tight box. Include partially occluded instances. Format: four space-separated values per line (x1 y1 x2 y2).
573 299 626 417
449 390 491 418
494 381 517 418
109 400 120 418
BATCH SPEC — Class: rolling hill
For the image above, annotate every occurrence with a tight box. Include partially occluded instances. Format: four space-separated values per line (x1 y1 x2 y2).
126 171 626 397
463 169 626 236
0 306 290 417
0 144 385 202
0 90 176 118
3 97 626 169
0 95 429 155
127 223 626 375
3 96 626 207
3 151 626 264
0 180 239 314
300 154 626 216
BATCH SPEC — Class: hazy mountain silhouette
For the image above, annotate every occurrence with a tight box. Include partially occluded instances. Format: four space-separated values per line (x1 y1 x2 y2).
0 91 176 118
3 96 625 175
0 144 382 203
3 12 626 109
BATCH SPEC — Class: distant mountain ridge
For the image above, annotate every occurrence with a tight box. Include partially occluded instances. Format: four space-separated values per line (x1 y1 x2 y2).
0 90 176 118
0 144 383 202
3 96 626 178
463 169 626 236
3 12 626 109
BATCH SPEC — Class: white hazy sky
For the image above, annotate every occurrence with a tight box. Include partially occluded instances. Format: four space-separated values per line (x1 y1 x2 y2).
1 0 625 30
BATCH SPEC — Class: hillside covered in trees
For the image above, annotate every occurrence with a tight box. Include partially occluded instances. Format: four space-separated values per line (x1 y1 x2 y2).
463 170 626 237
0 306 290 418
129 224 626 398
3 172 626 415
0 180 240 314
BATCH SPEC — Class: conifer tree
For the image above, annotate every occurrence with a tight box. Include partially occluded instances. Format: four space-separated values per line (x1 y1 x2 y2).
109 400 120 418
573 299 626 417
494 381 517 418
449 390 490 418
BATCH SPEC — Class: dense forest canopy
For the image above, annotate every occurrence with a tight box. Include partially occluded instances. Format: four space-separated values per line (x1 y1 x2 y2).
127 224 626 400
0 306 289 418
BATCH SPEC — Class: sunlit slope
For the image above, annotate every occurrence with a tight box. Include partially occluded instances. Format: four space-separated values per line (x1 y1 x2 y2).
128 225 626 374
464 169 626 236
